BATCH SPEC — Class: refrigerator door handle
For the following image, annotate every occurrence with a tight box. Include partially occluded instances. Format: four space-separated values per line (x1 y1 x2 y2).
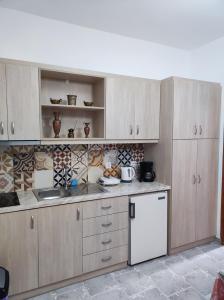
129 202 135 219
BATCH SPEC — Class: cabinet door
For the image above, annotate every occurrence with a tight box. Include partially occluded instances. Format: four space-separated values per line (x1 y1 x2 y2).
0 210 38 295
6 64 40 140
38 204 82 286
0 63 8 140
135 79 160 139
171 140 197 248
196 82 221 138
173 78 198 139
196 139 219 240
106 77 135 139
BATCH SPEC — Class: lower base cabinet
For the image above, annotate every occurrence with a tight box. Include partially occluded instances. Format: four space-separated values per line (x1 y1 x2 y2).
38 203 83 286
0 210 38 295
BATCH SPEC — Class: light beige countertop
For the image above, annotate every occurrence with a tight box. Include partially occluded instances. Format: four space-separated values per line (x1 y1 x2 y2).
0 181 170 214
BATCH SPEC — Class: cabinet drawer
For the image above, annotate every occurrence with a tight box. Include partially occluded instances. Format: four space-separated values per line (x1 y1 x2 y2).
83 196 128 219
83 245 128 273
83 229 128 255
83 212 128 237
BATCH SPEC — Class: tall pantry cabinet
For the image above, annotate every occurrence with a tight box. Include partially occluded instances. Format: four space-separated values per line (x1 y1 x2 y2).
146 77 221 253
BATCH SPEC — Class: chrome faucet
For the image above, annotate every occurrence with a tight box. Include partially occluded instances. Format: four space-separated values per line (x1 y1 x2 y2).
63 166 70 190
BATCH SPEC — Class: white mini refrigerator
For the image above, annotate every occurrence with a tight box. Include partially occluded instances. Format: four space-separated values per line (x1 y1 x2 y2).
129 192 168 265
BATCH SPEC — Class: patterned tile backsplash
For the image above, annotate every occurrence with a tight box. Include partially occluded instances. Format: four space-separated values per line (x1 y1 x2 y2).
0 144 144 192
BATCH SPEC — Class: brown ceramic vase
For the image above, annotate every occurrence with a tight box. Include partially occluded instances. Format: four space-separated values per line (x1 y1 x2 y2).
53 112 61 138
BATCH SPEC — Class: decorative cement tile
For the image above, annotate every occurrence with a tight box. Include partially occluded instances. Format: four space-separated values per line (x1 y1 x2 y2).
53 168 72 188
103 144 117 151
0 152 13 173
131 144 144 163
53 148 71 169
169 287 204 300
0 172 14 193
118 148 132 166
33 170 54 189
10 145 33 154
14 171 34 191
184 270 214 296
103 165 120 178
13 151 35 172
34 152 53 171
34 145 53 153
88 144 104 167
88 166 104 183
103 150 118 166
151 269 190 296
71 145 88 183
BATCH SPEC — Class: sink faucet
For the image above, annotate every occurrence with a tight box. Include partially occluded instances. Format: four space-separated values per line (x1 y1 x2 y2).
63 166 70 190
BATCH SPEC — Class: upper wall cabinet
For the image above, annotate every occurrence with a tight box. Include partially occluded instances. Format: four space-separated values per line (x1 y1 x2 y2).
0 64 8 140
173 77 221 139
6 64 40 140
106 77 160 140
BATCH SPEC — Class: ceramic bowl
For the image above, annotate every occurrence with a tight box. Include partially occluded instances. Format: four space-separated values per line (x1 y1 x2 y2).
84 101 93 106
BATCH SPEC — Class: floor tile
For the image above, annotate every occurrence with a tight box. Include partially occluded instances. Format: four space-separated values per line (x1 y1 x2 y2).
181 247 203 259
91 288 129 300
55 282 90 299
151 269 190 296
192 253 220 276
84 274 117 296
164 255 198 276
185 270 214 296
206 246 224 261
169 287 204 300
133 287 167 300
134 259 167 276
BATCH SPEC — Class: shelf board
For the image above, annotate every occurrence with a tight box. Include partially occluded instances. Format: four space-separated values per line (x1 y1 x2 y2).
41 104 104 111
40 138 159 145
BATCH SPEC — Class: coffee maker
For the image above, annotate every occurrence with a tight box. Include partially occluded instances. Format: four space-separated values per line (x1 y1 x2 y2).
139 161 156 182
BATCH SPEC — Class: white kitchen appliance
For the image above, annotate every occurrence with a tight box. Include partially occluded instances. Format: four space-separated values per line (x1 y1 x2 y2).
98 176 121 186
121 166 136 183
129 192 167 265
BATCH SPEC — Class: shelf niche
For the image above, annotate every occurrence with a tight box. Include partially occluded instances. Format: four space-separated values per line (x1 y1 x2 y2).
40 69 105 139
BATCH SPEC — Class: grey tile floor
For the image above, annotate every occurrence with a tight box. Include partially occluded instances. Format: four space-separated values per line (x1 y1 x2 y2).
30 241 224 300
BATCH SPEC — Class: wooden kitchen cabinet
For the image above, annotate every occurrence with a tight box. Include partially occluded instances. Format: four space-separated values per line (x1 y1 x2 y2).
106 76 160 140
0 63 8 140
196 82 221 138
196 139 219 240
172 77 221 139
171 140 197 248
6 63 40 140
38 203 82 286
0 210 38 295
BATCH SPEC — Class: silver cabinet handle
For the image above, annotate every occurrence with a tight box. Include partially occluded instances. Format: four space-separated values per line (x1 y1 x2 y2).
30 216 34 229
136 125 139 136
101 222 112 227
77 208 80 220
102 239 112 245
0 122 4 135
101 205 112 210
193 125 197 136
130 125 133 135
11 122 15 135
101 256 112 262
199 125 202 135
193 175 197 184
197 175 201 184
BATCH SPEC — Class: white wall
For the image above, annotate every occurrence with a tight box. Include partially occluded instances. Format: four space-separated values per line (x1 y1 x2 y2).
191 38 224 238
0 7 191 80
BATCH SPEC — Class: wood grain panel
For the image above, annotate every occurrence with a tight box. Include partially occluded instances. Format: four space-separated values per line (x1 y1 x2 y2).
0 63 8 140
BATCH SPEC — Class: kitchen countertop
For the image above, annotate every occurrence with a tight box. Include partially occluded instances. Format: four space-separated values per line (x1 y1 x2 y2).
0 181 170 214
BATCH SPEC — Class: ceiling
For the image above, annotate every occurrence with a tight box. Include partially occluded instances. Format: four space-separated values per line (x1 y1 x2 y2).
0 0 224 50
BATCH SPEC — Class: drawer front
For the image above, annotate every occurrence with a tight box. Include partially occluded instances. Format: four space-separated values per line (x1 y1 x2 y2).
83 196 128 219
83 229 128 255
83 245 128 273
83 212 128 237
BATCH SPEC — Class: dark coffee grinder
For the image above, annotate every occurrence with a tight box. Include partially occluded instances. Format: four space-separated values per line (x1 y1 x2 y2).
139 161 156 182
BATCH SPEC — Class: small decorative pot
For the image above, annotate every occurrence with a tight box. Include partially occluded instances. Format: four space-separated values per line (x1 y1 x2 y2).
84 122 90 138
67 95 77 106
68 128 74 138
53 112 61 138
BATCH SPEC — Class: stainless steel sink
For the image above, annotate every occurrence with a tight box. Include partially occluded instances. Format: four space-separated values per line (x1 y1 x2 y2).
33 184 106 202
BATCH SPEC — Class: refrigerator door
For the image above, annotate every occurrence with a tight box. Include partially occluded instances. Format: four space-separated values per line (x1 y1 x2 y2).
129 192 167 265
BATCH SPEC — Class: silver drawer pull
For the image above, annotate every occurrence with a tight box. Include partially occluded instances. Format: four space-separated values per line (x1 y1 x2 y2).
11 122 15 135
101 205 112 210
199 125 202 135
30 216 34 229
101 222 112 227
101 256 112 262
193 125 197 135
102 239 112 245
0 122 4 135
